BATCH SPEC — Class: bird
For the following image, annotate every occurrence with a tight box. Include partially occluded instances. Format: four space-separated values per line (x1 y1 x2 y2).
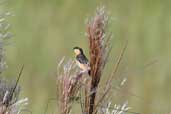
73 46 90 75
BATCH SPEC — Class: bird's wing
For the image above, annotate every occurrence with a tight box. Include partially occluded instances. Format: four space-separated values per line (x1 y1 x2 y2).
76 54 89 64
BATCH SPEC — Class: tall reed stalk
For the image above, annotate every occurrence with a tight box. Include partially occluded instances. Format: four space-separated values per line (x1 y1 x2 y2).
85 7 111 114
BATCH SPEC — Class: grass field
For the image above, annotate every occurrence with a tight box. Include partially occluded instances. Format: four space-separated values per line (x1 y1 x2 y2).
1 0 171 114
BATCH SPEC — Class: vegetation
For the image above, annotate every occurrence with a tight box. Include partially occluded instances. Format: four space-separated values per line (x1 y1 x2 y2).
0 0 171 114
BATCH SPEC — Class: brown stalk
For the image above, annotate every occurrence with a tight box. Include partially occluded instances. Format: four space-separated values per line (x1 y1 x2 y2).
106 40 128 85
93 41 127 114
85 7 110 114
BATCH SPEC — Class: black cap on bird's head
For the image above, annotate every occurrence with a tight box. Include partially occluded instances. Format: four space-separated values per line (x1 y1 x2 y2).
73 46 84 55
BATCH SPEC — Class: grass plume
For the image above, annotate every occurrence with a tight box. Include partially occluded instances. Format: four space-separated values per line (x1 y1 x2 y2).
57 59 86 114
85 6 111 114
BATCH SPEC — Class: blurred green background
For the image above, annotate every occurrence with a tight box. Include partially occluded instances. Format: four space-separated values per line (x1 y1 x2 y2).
1 0 171 114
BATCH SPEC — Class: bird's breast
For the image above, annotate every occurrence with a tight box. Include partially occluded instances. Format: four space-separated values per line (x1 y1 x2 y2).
76 60 90 71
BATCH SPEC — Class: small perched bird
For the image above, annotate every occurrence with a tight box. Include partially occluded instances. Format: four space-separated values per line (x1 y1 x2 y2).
73 46 90 75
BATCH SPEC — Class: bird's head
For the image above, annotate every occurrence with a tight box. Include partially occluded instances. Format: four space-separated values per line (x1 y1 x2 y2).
73 46 83 56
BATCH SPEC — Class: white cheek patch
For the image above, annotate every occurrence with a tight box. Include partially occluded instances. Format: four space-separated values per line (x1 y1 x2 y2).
74 49 80 55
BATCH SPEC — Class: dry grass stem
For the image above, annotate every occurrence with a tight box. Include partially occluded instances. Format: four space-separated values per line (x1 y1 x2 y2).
86 6 111 114
57 59 89 114
0 77 28 114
